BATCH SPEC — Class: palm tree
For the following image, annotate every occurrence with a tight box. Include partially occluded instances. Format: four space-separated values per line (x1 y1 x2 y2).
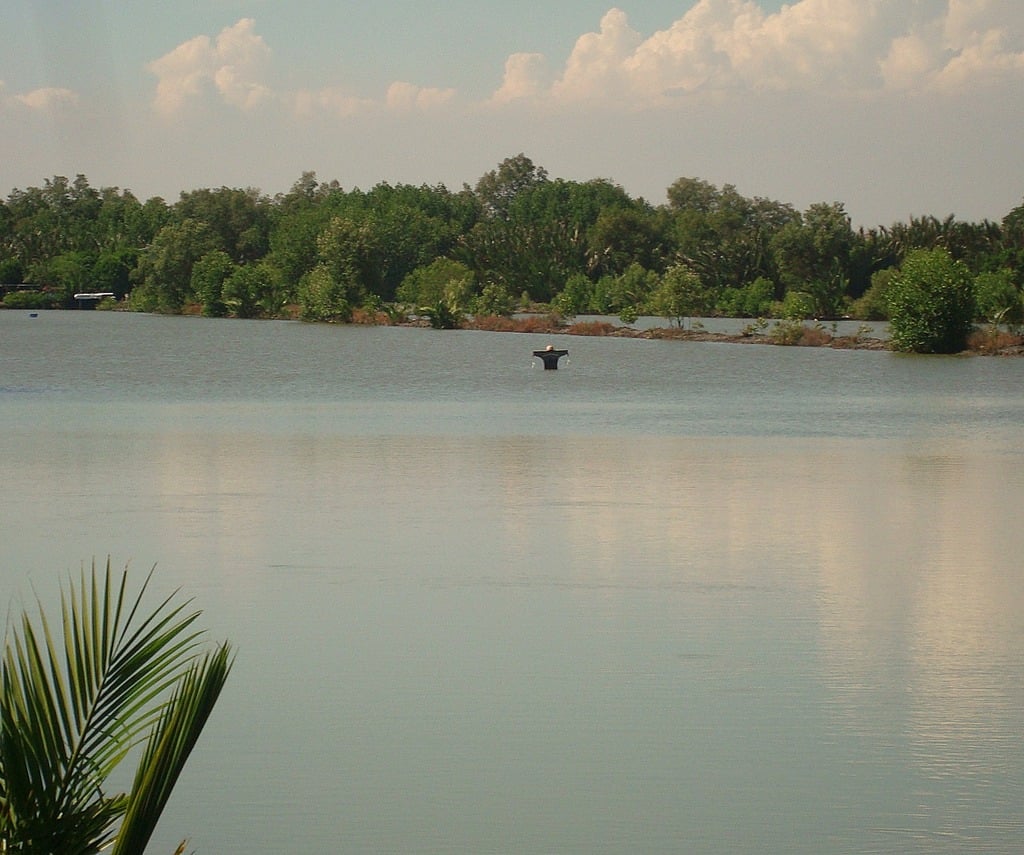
1 560 233 854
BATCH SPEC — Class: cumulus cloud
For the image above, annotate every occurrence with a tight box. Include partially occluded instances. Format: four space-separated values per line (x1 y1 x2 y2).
148 18 274 116
551 8 643 102
292 87 374 119
880 32 943 91
491 53 550 104
386 81 455 111
934 27 1024 89
492 0 1024 107
1 80 79 112
149 18 457 119
14 86 80 110
143 6 1024 120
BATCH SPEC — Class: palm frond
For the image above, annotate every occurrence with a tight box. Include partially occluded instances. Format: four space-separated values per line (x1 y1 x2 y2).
0 560 231 855
111 643 233 855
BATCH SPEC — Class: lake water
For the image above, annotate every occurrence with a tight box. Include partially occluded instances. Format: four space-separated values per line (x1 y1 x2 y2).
2 311 1023 854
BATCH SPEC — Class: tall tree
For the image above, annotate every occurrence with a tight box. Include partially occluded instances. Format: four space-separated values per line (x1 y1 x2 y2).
473 154 548 220
191 250 236 317
134 219 219 311
587 205 664 277
771 202 855 316
667 180 796 298
175 187 271 263
665 176 721 215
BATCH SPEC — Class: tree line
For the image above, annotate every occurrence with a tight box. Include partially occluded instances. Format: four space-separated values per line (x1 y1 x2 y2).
2 154 1022 339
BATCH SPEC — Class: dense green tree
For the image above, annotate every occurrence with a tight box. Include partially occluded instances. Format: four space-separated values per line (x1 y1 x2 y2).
470 281 516 317
2 289 58 310
551 272 593 318
1003 199 1024 239
974 268 1022 327
396 257 474 308
667 180 795 300
648 264 713 327
37 251 95 305
0 177 167 303
232 259 288 318
221 263 272 318
191 250 236 317
850 266 898 320
462 177 628 302
133 219 219 311
3 164 1021 327
991 199 1024 279
174 186 271 263
460 216 571 303
3 176 102 263
587 205 664 277
0 257 25 284
716 276 774 318
779 289 817 320
879 214 1000 276
273 171 343 213
298 263 351 322
316 216 380 306
666 177 721 214
473 153 548 219
290 182 468 303
506 177 632 234
134 197 173 245
592 262 659 315
92 248 137 301
771 202 855 317
93 188 142 251
3 183 63 269
359 184 468 300
845 226 895 299
265 206 334 290
887 248 976 353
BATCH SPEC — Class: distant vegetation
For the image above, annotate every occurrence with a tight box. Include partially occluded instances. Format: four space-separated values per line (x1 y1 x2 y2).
2 154 1023 352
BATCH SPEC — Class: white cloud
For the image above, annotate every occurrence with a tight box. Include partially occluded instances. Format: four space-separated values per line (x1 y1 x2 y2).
386 81 455 112
6 85 80 111
292 87 374 119
551 8 643 102
934 26 1024 89
288 81 454 119
134 6 1024 125
944 0 1023 47
492 0 1024 107
880 32 943 91
491 53 550 104
148 18 272 116
149 18 457 119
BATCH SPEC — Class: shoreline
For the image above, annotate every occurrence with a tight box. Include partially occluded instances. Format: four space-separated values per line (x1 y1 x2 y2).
15 304 1024 355
447 315 1024 356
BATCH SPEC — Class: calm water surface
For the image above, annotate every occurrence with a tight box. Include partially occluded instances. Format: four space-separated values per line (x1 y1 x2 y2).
2 312 1023 854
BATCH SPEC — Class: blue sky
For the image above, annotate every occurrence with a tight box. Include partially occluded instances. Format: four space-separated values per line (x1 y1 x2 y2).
2 1 1022 227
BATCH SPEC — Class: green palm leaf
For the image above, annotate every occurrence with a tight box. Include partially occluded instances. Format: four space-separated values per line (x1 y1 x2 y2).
0 560 232 854
112 644 232 855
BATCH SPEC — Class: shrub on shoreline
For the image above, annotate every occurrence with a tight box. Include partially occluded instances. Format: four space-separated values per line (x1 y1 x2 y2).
3 290 58 310
886 248 976 354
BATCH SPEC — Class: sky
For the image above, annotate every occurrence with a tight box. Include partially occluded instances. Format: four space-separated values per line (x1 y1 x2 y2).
2 0 1023 228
